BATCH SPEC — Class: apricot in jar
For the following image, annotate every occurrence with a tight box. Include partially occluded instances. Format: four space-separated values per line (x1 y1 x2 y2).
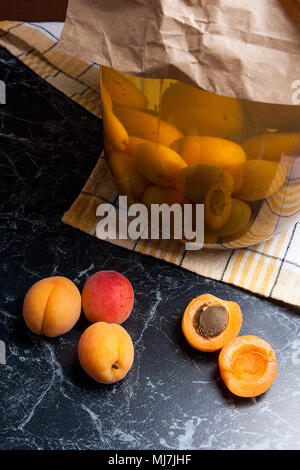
242 133 300 162
108 151 150 203
234 160 286 201
175 164 234 202
114 105 183 147
102 66 147 110
160 82 243 137
214 198 251 238
204 183 233 231
132 142 187 187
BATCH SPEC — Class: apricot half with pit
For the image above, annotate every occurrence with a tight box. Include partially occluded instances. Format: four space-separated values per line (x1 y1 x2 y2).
182 294 242 352
78 322 134 384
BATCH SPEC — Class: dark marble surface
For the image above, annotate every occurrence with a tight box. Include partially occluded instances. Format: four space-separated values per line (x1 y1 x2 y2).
1 46 300 451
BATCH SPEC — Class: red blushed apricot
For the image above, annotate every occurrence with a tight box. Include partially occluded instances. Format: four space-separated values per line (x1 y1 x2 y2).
182 294 242 352
82 271 134 324
219 335 277 397
23 276 81 337
78 322 134 384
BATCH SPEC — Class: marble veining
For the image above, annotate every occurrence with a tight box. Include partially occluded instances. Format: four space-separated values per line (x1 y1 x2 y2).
1 47 300 450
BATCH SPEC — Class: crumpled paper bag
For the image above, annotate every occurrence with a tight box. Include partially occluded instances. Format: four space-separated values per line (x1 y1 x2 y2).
59 0 300 105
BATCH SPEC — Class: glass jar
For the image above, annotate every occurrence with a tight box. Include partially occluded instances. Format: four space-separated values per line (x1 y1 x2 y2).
100 65 300 248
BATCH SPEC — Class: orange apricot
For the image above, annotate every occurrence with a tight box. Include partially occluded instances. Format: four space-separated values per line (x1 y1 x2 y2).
132 142 187 187
175 165 234 202
143 186 187 207
204 183 232 231
78 322 134 384
124 136 148 157
102 66 147 110
234 160 286 201
114 105 183 147
219 335 277 397
242 133 300 162
226 162 245 193
160 82 243 137
102 103 129 152
171 136 246 168
171 136 246 193
108 151 150 203
214 198 251 238
101 83 113 108
182 294 242 352
23 276 81 337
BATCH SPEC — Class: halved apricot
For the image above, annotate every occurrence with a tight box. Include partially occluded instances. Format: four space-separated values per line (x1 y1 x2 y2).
182 294 242 352
214 198 251 238
205 183 232 231
219 335 277 397
175 164 234 202
234 160 286 201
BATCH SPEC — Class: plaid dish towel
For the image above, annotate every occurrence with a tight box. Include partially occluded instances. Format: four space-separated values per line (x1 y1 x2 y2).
2 20 300 306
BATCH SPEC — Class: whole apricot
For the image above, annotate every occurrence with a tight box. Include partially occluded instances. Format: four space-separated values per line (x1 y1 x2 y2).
108 150 150 203
23 276 81 337
234 160 286 201
242 133 300 161
102 66 147 110
82 271 134 324
132 142 187 188
78 322 134 384
160 82 243 137
114 105 183 147
102 103 129 152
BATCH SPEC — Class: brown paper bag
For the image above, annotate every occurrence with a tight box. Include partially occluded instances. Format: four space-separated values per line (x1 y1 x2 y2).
59 0 300 105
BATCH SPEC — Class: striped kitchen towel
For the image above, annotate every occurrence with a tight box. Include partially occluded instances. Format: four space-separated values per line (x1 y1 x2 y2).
1 20 300 307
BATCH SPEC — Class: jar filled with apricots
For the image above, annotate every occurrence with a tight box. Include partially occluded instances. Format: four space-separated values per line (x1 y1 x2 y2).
101 66 300 249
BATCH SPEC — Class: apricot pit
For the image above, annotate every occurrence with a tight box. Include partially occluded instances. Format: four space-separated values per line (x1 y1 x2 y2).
193 303 228 339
